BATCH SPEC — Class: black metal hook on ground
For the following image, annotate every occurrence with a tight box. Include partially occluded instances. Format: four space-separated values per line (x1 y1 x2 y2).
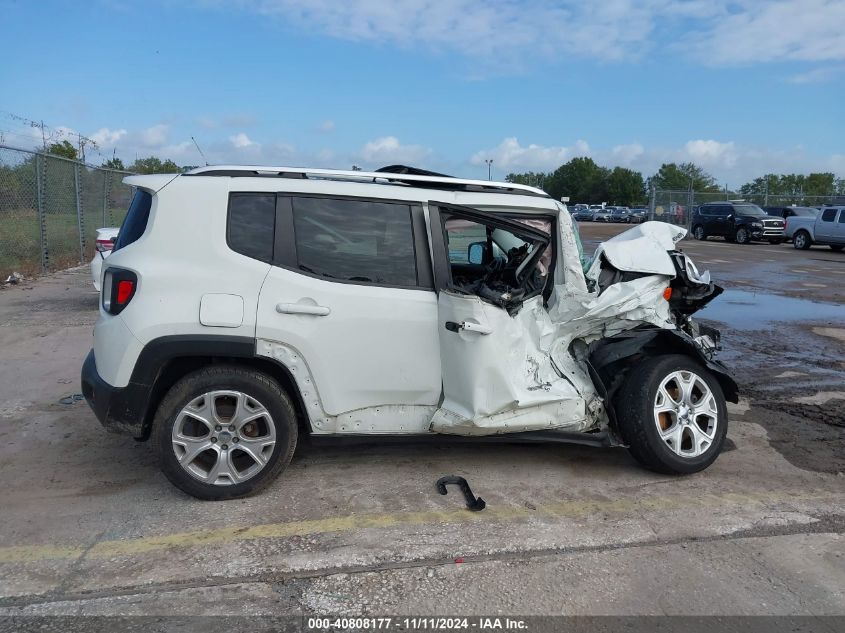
436 476 486 512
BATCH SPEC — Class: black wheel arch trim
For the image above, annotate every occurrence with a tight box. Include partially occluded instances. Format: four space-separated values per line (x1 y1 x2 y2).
84 334 311 440
587 328 739 405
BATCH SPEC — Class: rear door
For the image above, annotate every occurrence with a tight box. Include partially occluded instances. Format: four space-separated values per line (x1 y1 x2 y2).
816 208 838 241
256 194 441 425
834 209 845 244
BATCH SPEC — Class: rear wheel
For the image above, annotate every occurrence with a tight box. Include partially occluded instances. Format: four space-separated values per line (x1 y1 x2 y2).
153 366 298 500
615 354 727 474
793 230 812 250
693 225 706 241
734 227 750 244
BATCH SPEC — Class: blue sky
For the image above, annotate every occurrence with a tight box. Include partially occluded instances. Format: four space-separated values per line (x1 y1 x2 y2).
1 0 843 185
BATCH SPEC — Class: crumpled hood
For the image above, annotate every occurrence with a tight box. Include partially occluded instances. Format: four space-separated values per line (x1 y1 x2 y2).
591 221 686 276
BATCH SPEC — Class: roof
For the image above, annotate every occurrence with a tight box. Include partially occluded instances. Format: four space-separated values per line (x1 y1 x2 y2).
182 164 549 198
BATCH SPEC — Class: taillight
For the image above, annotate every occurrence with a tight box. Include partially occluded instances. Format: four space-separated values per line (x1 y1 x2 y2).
102 268 137 315
95 239 114 253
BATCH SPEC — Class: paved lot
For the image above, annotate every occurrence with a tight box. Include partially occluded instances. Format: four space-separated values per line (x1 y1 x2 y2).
0 224 843 616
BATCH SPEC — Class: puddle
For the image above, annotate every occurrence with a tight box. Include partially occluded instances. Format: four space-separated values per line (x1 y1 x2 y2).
700 289 845 330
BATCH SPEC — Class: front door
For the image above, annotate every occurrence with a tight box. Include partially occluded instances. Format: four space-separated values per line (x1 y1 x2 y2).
426 202 588 434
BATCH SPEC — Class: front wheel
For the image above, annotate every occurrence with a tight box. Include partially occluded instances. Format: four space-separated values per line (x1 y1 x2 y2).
153 366 298 500
615 354 728 474
693 225 706 241
793 230 812 250
734 227 750 244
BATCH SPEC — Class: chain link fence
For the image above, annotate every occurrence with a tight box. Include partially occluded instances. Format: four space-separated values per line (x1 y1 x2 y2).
647 188 843 231
0 144 135 276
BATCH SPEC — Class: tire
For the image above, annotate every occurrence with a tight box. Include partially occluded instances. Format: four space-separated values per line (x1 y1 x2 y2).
830 245 844 252
793 230 812 250
734 227 750 244
153 365 298 500
615 354 728 475
693 225 706 241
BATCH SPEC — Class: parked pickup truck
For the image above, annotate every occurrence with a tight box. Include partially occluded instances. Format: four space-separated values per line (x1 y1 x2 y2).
787 206 845 251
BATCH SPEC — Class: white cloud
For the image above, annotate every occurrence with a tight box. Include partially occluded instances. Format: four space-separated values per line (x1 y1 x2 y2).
359 136 431 165
229 132 257 148
689 0 845 65
683 140 738 169
89 127 127 147
612 143 645 165
787 65 845 84
216 0 845 71
140 124 168 147
470 137 591 171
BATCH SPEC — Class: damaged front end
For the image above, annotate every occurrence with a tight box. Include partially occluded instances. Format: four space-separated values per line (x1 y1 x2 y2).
429 205 735 439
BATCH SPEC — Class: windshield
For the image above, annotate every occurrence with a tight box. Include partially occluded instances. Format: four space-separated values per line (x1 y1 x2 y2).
734 204 768 217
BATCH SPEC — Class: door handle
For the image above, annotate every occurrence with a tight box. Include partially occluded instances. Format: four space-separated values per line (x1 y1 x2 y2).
276 302 331 316
445 321 492 335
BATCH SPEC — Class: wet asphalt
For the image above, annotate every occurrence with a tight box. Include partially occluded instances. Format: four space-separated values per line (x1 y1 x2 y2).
0 227 843 617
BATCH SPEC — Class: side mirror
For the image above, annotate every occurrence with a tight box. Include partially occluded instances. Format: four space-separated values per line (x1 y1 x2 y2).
468 242 486 265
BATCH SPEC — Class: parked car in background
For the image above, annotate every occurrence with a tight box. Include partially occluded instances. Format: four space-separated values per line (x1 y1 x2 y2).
572 206 595 221
90 227 119 290
593 207 614 222
788 206 845 251
630 208 648 223
691 202 785 244
764 206 819 221
610 207 632 223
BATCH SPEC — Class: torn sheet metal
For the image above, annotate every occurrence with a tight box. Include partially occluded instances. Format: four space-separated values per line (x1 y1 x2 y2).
431 210 681 436
431 293 594 435
587 221 686 278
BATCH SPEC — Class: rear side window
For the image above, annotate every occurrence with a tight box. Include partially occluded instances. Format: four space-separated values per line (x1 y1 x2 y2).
821 209 836 222
113 190 153 251
227 193 276 262
291 197 418 287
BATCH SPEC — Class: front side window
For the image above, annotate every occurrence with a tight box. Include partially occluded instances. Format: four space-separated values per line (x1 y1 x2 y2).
821 209 837 222
838 211 845 223
292 197 418 287
227 193 276 262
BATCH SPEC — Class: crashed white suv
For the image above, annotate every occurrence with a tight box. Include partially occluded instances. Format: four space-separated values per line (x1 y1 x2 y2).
82 165 737 500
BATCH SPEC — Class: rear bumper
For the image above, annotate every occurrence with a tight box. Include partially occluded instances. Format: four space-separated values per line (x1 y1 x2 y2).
81 350 149 438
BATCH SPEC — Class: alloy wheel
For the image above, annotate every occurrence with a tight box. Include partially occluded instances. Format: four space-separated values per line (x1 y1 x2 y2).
171 390 276 485
653 370 719 458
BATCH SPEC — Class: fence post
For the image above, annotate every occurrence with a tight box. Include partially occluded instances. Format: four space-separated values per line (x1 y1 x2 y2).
34 154 49 273
648 185 655 220
74 163 86 264
102 171 111 227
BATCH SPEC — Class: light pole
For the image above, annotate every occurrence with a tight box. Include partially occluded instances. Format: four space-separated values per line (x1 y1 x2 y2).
484 159 493 181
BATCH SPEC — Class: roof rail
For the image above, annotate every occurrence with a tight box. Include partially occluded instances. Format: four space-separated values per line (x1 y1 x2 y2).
183 165 549 197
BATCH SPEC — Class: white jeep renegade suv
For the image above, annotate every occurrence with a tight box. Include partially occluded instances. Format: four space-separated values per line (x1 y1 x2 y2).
82 165 736 500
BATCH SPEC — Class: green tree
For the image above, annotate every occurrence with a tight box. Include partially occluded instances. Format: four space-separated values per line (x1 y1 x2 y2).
606 167 645 205
128 157 181 174
648 162 719 192
545 157 609 204
505 171 548 189
101 157 125 171
48 140 78 160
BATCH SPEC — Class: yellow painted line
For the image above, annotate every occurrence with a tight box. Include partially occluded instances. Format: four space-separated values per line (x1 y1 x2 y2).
0 490 840 565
